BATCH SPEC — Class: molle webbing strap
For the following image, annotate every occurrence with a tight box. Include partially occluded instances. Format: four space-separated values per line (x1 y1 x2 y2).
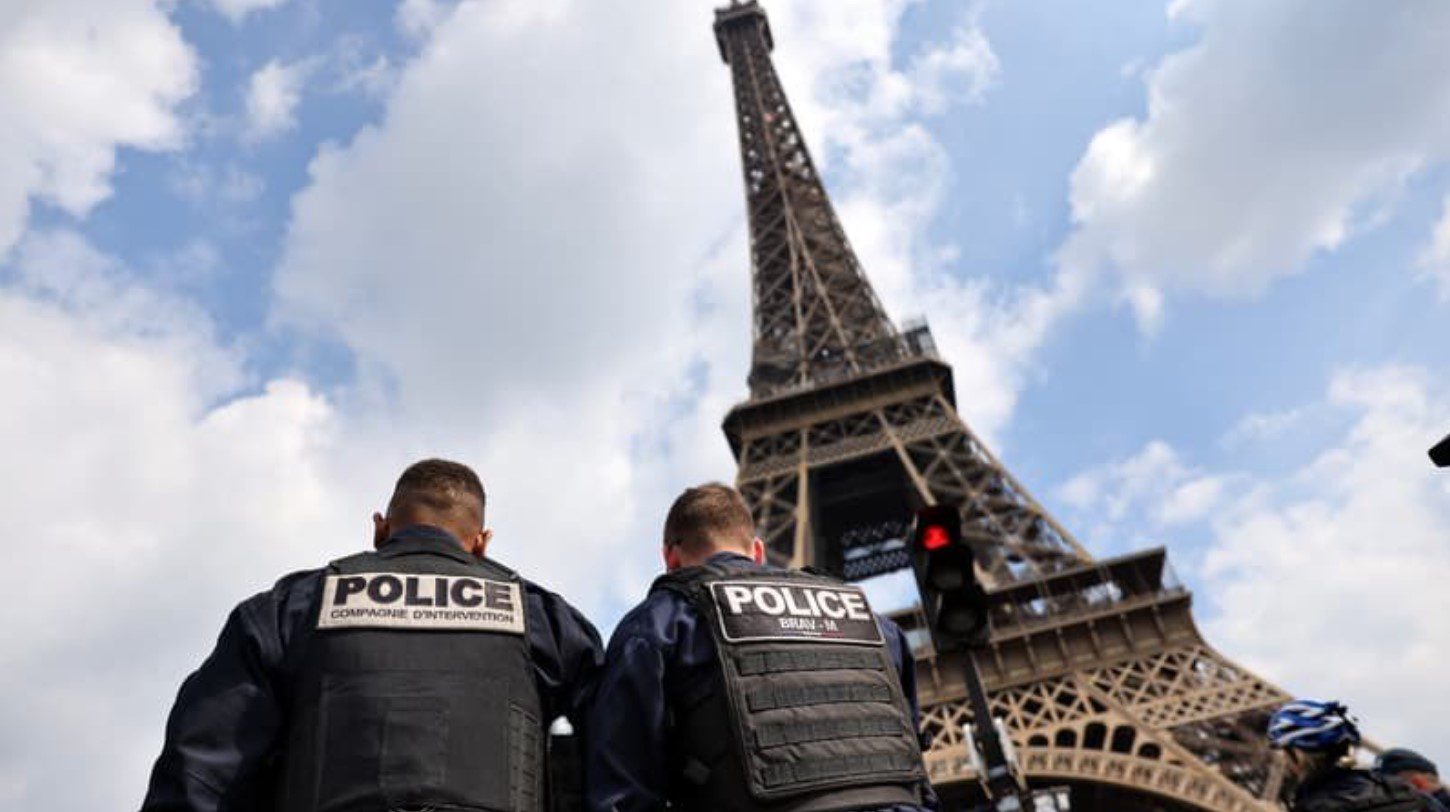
734 647 886 676
760 752 923 789
746 681 895 712
508 702 541 812
754 713 910 748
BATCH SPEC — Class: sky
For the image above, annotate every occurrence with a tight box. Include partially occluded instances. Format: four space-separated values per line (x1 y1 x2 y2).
1 0 1448 807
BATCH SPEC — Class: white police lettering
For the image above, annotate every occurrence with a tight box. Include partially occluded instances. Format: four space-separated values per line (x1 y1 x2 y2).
721 584 754 615
709 580 883 644
316 573 526 634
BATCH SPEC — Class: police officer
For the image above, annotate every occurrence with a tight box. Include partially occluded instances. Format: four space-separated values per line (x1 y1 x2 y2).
141 459 603 812
586 482 936 812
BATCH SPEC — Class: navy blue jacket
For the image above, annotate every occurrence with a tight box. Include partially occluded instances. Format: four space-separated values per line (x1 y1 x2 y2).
585 552 937 812
140 525 603 812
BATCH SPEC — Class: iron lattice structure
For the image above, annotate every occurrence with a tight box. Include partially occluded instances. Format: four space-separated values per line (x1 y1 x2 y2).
713 3 1291 810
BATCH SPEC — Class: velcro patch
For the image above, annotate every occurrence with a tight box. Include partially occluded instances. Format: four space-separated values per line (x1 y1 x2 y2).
710 580 882 645
317 573 525 634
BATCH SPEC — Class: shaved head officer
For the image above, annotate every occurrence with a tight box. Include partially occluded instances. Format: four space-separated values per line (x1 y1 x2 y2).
141 459 602 812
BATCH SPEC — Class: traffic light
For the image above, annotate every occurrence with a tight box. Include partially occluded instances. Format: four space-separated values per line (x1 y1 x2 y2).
910 504 990 650
1431 432 1450 468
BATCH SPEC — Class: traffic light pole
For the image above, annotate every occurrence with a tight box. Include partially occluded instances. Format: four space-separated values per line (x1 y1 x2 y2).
909 506 1066 809
963 648 1020 800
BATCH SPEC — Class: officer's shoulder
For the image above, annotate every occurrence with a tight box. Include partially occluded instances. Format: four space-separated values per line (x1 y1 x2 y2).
871 610 909 647
227 566 324 615
517 577 599 634
872 610 906 632
519 574 562 606
213 567 325 651
262 565 325 601
517 575 570 607
613 588 692 638
274 565 326 590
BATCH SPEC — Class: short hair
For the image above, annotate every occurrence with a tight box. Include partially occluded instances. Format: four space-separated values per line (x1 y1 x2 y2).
388 459 486 525
1378 748 1439 777
663 482 755 553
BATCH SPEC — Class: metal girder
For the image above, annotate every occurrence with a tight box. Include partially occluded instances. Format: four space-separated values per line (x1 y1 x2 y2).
716 2 905 397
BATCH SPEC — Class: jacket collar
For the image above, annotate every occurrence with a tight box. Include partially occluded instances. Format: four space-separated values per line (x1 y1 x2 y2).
704 550 757 567
376 524 476 564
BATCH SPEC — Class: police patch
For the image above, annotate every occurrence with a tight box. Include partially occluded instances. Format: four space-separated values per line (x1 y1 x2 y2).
710 580 883 644
317 573 526 634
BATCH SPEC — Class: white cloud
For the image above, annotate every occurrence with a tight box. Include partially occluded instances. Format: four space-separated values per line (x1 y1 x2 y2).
1201 365 1450 758
1419 191 1450 301
10 230 241 397
909 15 1000 114
0 231 351 809
1056 439 1228 553
208 0 287 24
275 0 736 416
1060 0 1450 330
169 161 265 205
1221 405 1309 448
396 0 455 40
244 58 313 142
0 0 196 257
147 238 224 288
334 52 396 99
241 40 397 145
1119 282 1164 337
1157 474 1224 525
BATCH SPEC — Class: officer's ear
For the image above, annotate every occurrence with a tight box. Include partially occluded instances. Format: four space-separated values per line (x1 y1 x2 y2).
372 512 389 549
749 537 765 564
663 543 684 572
469 528 493 559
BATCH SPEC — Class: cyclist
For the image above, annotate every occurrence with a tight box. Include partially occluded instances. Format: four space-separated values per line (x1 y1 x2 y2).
1268 699 1440 812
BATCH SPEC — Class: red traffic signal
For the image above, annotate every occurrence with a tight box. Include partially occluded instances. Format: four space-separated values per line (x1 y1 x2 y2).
921 524 952 551
913 505 969 590
910 504 990 650
914 505 961 551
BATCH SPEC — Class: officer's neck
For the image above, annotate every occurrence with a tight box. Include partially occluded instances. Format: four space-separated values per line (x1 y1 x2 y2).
385 523 465 549
699 549 754 567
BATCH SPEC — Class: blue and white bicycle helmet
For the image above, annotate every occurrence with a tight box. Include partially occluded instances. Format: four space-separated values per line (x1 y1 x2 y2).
1268 699 1361 751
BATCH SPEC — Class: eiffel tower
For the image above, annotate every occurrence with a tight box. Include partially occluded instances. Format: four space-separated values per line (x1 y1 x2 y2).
712 3 1291 810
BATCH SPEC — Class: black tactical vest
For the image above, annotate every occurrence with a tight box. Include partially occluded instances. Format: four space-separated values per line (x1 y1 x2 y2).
653 559 926 812
277 541 544 812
